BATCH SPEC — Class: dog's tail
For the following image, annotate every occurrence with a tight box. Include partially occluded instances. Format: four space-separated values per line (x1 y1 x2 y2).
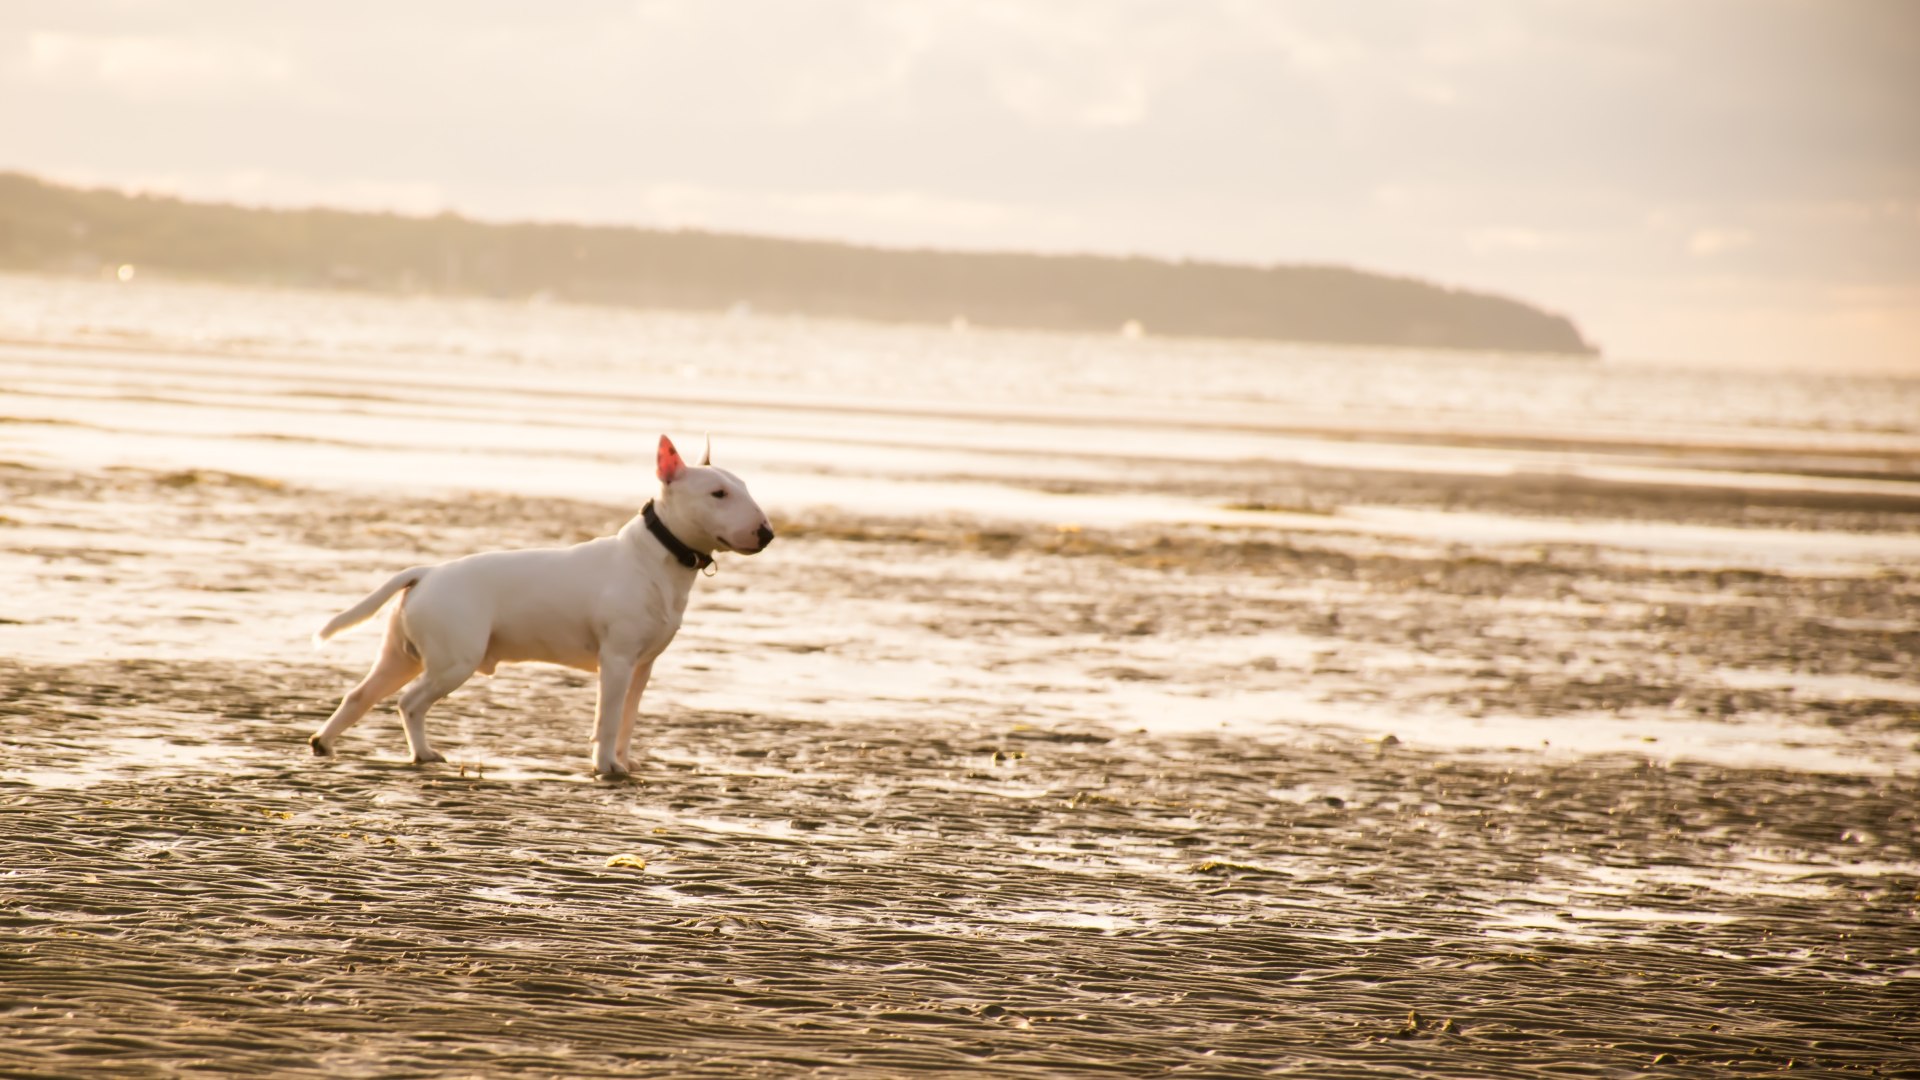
313 566 430 646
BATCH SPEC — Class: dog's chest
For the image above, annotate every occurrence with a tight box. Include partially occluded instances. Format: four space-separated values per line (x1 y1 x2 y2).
615 573 692 660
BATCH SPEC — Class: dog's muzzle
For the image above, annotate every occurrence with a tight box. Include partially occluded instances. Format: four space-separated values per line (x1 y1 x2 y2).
726 524 775 555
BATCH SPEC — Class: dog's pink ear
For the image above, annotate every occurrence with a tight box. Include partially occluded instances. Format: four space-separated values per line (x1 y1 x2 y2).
656 435 687 483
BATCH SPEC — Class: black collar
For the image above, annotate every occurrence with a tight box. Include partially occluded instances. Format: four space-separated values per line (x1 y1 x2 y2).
642 500 713 571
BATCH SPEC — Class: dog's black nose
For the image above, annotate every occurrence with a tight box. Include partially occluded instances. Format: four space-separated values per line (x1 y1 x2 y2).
755 523 775 548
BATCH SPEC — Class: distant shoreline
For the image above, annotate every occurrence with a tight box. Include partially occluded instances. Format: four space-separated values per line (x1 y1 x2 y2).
0 171 1596 357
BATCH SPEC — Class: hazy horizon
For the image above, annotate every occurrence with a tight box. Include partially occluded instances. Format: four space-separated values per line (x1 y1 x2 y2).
3 1 1916 372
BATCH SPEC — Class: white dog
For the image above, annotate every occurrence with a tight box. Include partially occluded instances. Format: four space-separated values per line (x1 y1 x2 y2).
309 435 773 777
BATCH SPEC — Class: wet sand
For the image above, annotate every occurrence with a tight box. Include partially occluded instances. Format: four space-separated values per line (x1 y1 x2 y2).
4 461 1918 1077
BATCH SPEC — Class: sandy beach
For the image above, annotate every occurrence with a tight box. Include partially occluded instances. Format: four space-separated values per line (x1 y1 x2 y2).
3 277 1919 1076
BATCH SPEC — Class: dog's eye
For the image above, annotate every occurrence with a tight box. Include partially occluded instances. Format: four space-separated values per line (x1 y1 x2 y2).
710 490 727 499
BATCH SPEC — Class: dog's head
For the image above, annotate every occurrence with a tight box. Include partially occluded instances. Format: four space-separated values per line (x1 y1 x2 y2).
654 435 774 555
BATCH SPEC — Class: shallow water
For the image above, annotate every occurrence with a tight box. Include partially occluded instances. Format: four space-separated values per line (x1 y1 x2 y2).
2 273 1918 1076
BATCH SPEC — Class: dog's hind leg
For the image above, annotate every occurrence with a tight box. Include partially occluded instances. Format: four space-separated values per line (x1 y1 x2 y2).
392 654 478 765
311 608 423 757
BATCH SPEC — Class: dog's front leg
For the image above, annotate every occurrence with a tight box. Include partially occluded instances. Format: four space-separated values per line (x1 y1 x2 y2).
615 658 654 774
592 652 636 778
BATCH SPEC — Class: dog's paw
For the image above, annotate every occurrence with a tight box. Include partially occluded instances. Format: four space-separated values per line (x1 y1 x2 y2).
410 749 448 766
307 735 334 757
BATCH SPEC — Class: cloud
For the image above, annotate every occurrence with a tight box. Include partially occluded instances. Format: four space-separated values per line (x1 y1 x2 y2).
988 66 1149 129
12 30 292 96
33 165 449 217
1687 229 1755 257
1467 227 1570 253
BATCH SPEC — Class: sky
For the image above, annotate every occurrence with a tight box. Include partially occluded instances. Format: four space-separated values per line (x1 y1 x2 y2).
2 0 1916 371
